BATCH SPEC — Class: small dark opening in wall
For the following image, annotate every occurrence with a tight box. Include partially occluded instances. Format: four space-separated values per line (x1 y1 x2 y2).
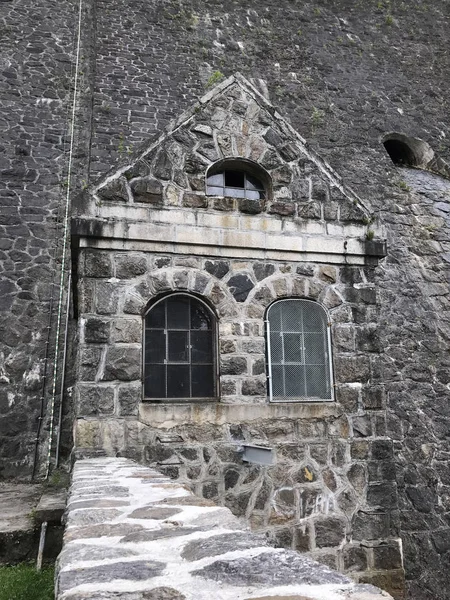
382 133 434 169
383 139 417 166
224 170 245 188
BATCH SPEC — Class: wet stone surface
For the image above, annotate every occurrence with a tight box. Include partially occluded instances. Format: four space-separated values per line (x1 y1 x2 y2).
120 526 202 543
66 509 122 527
128 507 182 520
58 545 139 570
65 522 144 541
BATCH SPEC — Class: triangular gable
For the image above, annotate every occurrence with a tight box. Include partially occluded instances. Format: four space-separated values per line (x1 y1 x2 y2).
73 73 384 264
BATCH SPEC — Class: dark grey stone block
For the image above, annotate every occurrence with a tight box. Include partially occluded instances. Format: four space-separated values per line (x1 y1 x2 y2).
78 386 115 417
116 254 148 279
131 178 163 204
84 318 110 343
98 178 128 202
204 260 229 279
84 250 113 278
58 560 165 592
120 527 200 543
118 386 140 416
181 532 268 561
220 356 248 375
227 274 254 301
103 347 141 381
192 550 349 586
128 507 181 519
253 262 275 281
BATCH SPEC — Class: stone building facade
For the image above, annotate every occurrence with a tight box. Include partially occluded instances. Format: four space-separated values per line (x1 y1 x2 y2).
71 75 402 595
2 1 450 599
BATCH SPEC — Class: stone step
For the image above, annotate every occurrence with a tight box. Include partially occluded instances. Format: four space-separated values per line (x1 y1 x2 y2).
0 483 66 565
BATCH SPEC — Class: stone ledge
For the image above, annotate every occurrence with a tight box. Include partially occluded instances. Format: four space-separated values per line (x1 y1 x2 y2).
138 402 343 428
72 217 370 265
35 490 67 525
78 237 369 265
56 457 394 600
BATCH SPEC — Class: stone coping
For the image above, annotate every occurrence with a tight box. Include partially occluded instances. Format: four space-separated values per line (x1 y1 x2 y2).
56 457 393 600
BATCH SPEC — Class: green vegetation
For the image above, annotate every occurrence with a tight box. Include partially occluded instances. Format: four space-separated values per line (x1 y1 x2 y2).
206 70 225 89
0 565 54 600
397 180 411 191
117 132 133 156
311 106 325 129
47 468 70 489
164 2 198 29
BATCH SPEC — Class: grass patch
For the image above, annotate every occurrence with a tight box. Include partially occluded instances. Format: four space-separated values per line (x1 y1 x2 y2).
0 565 54 600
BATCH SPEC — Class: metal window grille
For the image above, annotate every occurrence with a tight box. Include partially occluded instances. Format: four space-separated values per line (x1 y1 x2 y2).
206 170 265 200
266 299 333 402
143 294 217 401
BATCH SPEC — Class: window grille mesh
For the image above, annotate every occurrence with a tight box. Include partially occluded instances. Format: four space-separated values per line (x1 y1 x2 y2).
267 299 332 402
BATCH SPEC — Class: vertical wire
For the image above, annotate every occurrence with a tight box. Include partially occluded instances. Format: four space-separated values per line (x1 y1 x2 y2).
45 0 84 478
32 0 81 481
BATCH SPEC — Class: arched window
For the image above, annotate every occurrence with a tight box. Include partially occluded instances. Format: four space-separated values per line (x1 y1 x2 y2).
144 294 217 401
266 299 333 402
206 159 269 200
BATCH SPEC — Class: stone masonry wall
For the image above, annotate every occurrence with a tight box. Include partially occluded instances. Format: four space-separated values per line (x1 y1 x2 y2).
74 2 450 595
3 0 450 598
0 0 76 479
57 456 394 600
72 73 401 596
73 249 404 598
375 168 450 599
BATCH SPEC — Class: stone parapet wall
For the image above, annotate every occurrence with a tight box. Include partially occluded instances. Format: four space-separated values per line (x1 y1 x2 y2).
57 457 394 600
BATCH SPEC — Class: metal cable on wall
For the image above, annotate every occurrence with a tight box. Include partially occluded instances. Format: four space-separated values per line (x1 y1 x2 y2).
44 0 84 479
31 0 84 481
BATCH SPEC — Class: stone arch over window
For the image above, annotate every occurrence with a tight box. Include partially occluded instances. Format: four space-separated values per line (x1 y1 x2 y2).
123 267 238 319
206 158 271 200
266 298 333 402
143 293 218 401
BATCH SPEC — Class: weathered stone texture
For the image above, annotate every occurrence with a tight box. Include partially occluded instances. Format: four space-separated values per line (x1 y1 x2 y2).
5 1 450 598
73 250 400 590
57 457 393 600
0 0 77 479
